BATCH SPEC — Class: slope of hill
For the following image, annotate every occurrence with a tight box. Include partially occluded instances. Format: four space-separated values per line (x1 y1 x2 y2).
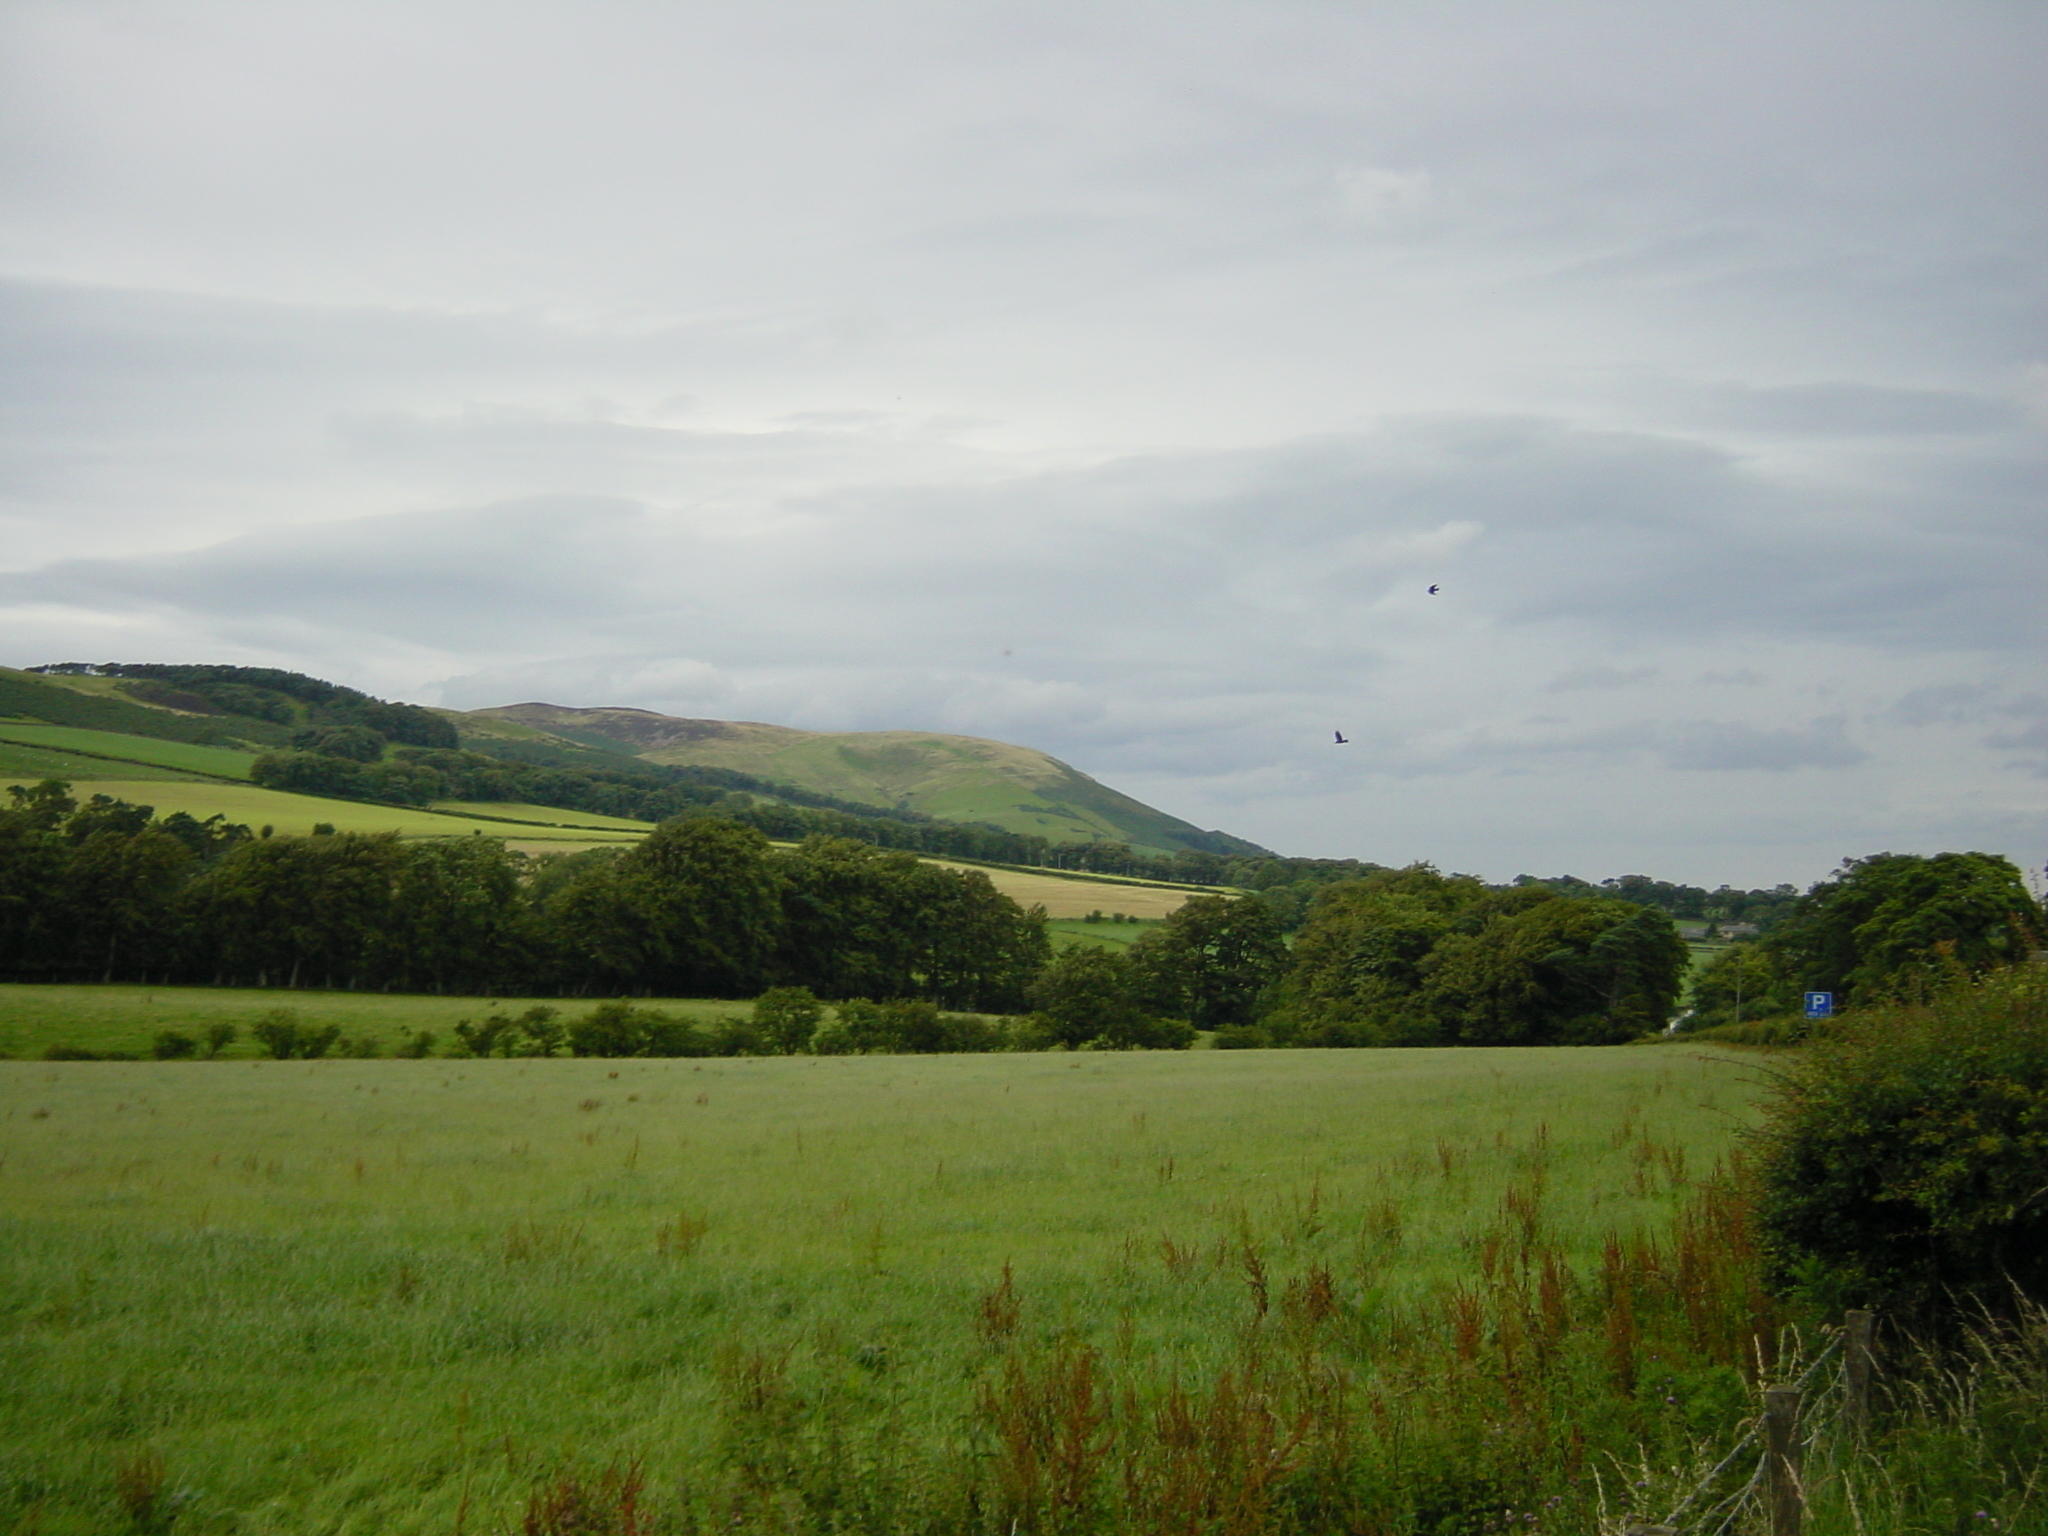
457 702 1264 857
3 664 1268 859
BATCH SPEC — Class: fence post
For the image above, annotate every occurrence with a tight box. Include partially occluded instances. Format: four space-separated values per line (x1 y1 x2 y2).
1842 1310 1874 1445
1764 1386 1804 1536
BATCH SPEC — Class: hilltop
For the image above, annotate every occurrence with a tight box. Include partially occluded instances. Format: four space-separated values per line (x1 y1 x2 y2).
457 702 1260 857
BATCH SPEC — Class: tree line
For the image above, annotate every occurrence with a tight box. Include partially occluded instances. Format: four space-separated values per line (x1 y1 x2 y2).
1681 850 2040 1030
0 782 1047 1012
9 777 2036 1053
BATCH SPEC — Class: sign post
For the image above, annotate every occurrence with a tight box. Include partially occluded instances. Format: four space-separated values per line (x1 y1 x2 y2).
1804 992 1834 1020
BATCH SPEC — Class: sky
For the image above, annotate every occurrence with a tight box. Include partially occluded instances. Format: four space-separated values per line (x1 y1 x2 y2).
2 1 2044 890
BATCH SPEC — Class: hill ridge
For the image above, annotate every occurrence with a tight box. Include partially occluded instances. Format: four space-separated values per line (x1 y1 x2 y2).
454 702 1260 856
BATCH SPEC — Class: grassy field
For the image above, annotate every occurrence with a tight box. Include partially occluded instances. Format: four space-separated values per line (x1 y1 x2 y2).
0 725 257 780
0 985 755 1061
0 738 215 785
1047 916 1164 952
0 1031 1763 1534
929 864 1205 920
23 781 645 846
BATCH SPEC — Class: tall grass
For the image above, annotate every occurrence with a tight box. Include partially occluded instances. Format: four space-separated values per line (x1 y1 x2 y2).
7 1042 2031 1533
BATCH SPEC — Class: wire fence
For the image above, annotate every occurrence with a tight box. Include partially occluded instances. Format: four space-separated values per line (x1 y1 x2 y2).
1624 1312 1873 1536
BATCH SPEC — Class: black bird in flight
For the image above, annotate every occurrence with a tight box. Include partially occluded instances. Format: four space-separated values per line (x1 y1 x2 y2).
1334 731 1349 745
1427 584 1440 594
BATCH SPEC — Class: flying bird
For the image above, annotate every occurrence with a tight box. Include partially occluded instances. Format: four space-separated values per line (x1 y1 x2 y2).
1427 584 1440 595
1334 731 1349 744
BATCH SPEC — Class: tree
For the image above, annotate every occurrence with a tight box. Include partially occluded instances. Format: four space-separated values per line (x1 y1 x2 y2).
186 833 404 988
290 724 386 762
383 838 527 993
1279 866 1489 1043
1028 947 1191 1049
753 986 824 1054
1129 895 1288 1030
1683 942 1796 1031
627 818 783 996
1766 851 2040 1006
1420 893 1689 1046
544 820 783 997
58 826 193 982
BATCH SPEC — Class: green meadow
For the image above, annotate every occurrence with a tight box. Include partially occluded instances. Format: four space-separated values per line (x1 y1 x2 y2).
42 781 646 846
0 1039 1764 1534
0 726 259 780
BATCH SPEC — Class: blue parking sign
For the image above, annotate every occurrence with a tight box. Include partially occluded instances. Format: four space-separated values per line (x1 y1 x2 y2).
1804 991 1834 1019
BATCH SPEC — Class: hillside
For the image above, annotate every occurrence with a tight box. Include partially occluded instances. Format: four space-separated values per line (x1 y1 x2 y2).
456 702 1264 857
3 663 1268 862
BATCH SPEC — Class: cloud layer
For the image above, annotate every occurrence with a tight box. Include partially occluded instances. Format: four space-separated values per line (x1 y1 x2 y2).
3 1 2044 887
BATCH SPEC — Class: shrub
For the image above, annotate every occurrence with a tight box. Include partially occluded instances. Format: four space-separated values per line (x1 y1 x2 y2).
752 986 823 1053
453 1006 563 1058
1753 966 2048 1335
150 1030 198 1060
566 1000 710 1057
249 1009 342 1059
201 1022 237 1058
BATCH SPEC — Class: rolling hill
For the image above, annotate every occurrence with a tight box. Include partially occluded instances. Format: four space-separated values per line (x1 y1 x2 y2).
454 702 1262 857
3 663 1267 860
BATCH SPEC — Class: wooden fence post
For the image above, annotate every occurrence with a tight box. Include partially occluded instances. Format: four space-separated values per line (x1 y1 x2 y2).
1764 1386 1804 1536
1842 1310 1874 1446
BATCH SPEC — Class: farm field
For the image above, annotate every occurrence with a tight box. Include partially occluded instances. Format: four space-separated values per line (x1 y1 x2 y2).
0 737 206 784
0 725 258 779
34 781 645 845
1047 916 1163 952
0 1041 1763 1534
927 862 1214 919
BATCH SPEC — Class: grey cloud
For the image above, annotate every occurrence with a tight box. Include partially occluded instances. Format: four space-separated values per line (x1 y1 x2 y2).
1661 717 1868 772
0 495 660 648
1986 695 2048 776
1546 665 1658 693
1891 682 1994 728
1681 381 2020 437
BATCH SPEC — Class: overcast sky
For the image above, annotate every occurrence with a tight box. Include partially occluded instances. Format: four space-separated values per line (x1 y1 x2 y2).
3 1 2044 888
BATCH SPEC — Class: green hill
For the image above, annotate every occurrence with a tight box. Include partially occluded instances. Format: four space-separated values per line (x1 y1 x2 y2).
1 665 1267 859
456 703 1264 857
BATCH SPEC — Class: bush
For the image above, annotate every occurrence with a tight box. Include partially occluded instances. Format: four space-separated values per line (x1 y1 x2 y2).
453 1006 563 1058
1753 966 2048 1335
201 1022 237 1058
566 1000 713 1057
249 1009 342 1060
752 986 823 1053
150 1030 198 1060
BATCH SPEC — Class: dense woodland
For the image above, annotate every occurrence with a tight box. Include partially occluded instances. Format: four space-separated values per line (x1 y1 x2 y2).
9 776 2032 1055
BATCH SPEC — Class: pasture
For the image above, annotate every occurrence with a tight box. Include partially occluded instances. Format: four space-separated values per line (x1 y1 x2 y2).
41 781 645 846
928 863 1208 919
0 1039 1764 1534
0 726 258 780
